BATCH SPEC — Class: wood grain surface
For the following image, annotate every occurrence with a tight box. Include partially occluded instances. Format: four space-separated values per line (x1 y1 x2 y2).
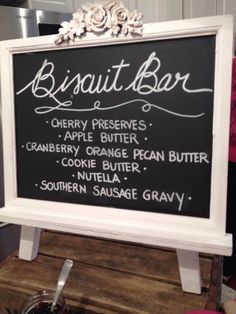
0 230 222 313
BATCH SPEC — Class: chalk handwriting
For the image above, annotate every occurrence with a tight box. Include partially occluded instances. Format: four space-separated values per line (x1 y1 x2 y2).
92 185 138 200
23 142 80 157
132 149 209 163
91 119 147 130
126 52 213 94
50 118 88 130
16 52 213 118
39 180 87 193
85 146 129 158
76 171 120 183
102 161 141 173
61 158 96 168
142 189 185 211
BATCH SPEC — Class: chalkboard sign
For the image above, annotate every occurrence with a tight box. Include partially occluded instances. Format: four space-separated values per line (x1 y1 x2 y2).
0 15 233 256
13 35 215 218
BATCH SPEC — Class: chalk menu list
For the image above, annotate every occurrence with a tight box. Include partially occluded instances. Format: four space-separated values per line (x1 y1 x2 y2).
13 35 215 218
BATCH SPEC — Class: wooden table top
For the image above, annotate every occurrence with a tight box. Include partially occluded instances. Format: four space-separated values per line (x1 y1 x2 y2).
0 230 222 313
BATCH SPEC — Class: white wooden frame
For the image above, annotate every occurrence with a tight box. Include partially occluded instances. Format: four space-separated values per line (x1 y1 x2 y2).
0 15 233 294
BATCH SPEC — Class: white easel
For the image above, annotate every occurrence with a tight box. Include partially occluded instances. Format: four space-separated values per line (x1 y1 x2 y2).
20 226 203 293
0 11 233 294
17 222 231 294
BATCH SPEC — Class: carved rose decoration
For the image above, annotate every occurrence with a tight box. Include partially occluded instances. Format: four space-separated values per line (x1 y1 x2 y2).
55 0 143 44
123 10 143 35
85 4 111 32
73 10 86 34
111 4 129 34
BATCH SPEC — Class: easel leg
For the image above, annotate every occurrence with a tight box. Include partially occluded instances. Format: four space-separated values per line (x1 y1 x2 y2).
18 226 41 261
176 249 202 294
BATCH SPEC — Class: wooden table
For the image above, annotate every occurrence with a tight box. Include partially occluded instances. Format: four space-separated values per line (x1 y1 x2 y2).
0 230 222 313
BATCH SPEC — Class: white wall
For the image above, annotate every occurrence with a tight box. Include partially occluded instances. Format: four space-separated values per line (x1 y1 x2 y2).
27 0 236 34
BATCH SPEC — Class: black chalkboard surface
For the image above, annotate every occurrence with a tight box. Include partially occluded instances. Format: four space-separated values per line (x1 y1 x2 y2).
13 35 215 218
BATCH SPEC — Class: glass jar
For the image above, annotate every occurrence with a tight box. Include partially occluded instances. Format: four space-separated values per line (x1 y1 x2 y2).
20 290 69 314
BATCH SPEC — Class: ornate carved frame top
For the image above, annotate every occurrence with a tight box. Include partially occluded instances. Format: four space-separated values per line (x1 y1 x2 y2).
55 0 143 44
